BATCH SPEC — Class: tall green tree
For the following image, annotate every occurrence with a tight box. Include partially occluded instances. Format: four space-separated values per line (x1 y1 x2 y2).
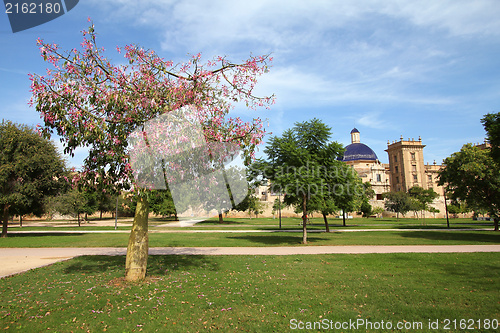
309 195 337 232
149 189 178 220
263 119 345 243
96 192 117 219
30 24 273 280
0 120 67 237
383 191 412 222
357 182 375 218
438 143 500 231
53 188 95 226
333 167 367 226
408 186 439 219
446 201 469 218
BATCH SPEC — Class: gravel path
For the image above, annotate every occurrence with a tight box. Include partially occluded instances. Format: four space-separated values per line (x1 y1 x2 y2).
1 245 499 279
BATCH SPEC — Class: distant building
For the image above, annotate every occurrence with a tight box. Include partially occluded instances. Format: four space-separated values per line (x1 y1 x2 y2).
339 128 390 202
385 135 443 194
339 129 447 217
240 128 458 218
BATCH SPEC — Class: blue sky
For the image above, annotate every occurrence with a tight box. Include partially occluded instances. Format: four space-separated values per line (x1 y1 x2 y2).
1 0 499 168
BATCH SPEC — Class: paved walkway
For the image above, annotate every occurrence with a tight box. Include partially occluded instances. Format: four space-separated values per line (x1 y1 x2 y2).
1 245 499 279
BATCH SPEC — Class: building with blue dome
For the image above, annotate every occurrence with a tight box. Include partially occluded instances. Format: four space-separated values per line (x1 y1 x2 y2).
250 127 449 219
341 128 390 202
341 128 379 163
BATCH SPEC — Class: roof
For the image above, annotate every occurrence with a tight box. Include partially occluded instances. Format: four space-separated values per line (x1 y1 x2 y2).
350 128 360 134
341 142 378 162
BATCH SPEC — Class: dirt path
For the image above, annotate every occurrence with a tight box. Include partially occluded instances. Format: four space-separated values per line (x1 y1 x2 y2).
1 245 499 279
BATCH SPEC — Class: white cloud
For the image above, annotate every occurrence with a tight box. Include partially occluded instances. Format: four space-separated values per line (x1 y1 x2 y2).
385 0 500 37
358 112 389 130
89 0 500 52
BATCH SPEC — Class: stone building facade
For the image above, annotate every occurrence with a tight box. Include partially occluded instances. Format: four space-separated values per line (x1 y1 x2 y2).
234 128 455 219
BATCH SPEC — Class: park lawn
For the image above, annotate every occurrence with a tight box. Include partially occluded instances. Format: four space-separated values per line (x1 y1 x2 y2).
0 253 498 332
5 217 491 232
195 216 488 228
0 230 499 248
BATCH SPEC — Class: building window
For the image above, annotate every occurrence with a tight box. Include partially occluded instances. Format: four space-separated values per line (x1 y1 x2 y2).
395 166 399 173
428 175 432 182
413 174 418 181
394 155 398 163
412 165 417 172
396 176 399 184
376 174 381 182
410 152 416 160
376 194 383 200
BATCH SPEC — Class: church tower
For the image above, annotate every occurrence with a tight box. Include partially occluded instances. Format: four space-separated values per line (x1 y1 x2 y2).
351 128 360 143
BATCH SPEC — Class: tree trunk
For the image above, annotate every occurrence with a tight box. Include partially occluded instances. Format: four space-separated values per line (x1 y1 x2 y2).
218 211 224 224
19 215 22 228
125 196 150 281
1 205 9 238
322 212 330 233
100 211 103 220
174 211 178 221
494 217 499 232
302 194 307 244
77 213 81 227
342 211 346 227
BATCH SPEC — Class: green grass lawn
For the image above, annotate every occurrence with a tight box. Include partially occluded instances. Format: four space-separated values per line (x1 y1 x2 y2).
1 253 498 332
194 217 492 229
5 217 493 232
0 230 499 248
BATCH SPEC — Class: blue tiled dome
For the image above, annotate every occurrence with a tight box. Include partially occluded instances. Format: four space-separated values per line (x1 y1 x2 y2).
341 143 378 162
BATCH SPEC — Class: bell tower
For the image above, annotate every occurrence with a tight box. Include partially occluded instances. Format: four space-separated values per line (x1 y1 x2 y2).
350 128 360 144
385 136 426 192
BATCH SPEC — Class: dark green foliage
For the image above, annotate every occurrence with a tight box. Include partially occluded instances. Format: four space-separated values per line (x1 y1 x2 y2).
439 143 500 231
149 189 177 220
51 188 98 226
233 193 264 218
359 200 373 217
383 191 412 221
261 119 347 242
481 112 500 163
96 193 118 219
446 202 469 217
408 186 439 219
0 120 67 236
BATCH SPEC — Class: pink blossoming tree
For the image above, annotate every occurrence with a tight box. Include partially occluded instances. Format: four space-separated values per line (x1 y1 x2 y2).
29 23 274 281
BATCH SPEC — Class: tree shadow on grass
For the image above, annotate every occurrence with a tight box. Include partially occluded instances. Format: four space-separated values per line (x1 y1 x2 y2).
147 255 219 275
63 255 125 274
62 255 219 276
227 234 331 245
394 224 494 230
398 231 500 243
5 232 86 237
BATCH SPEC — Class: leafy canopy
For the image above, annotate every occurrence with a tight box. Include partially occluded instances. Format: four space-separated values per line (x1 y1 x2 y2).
0 120 67 235
29 22 274 194
438 143 500 229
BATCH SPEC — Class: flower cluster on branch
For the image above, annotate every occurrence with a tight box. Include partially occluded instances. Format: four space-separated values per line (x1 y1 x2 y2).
29 23 274 194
